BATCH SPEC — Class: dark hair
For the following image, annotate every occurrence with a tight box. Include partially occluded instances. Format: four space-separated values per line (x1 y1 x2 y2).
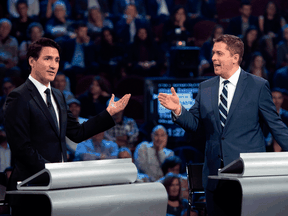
240 0 251 7
75 21 87 30
210 24 224 42
27 37 61 61
91 76 111 94
248 51 267 79
133 27 154 47
214 34 244 65
16 0 28 8
2 77 15 87
162 173 182 205
101 27 116 45
26 22 44 39
161 156 182 175
171 5 187 23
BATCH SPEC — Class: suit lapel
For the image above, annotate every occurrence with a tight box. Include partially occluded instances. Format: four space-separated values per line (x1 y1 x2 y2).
51 88 65 137
211 76 222 133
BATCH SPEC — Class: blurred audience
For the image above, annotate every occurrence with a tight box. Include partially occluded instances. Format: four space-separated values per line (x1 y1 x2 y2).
74 0 110 21
146 0 174 26
0 78 15 126
186 0 217 22
40 0 72 20
276 24 288 69
247 52 269 80
0 126 10 172
134 125 174 181
52 72 74 101
273 66 288 94
113 0 146 19
8 0 39 18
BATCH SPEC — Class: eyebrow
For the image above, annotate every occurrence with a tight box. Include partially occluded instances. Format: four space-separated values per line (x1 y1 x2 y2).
43 55 60 60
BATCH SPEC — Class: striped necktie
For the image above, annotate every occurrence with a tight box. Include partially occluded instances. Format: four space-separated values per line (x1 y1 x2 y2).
219 80 229 129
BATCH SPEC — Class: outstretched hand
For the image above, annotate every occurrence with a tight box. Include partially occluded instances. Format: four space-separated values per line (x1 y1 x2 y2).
158 87 181 115
106 94 131 116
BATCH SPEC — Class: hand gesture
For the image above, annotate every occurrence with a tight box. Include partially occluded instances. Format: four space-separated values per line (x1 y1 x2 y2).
158 87 181 115
106 94 131 116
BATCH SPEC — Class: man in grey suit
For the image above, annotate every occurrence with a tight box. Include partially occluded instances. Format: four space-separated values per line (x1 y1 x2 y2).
158 34 288 216
4 38 130 215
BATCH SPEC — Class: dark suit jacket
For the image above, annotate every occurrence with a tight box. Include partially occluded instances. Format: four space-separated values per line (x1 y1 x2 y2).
146 0 174 21
226 15 259 37
4 79 115 192
174 69 288 191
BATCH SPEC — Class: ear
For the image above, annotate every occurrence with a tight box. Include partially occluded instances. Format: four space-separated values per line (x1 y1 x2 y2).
28 56 35 68
233 54 240 64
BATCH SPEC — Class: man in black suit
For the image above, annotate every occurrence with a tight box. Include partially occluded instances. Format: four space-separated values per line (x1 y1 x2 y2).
4 38 130 215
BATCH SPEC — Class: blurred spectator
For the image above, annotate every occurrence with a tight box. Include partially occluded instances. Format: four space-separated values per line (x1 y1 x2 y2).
74 0 110 20
8 0 39 18
10 0 38 44
87 7 114 43
186 0 217 22
226 0 259 38
61 21 98 94
74 131 119 161
258 1 286 59
52 72 74 101
65 98 88 160
18 22 44 78
276 24 288 69
45 1 75 40
127 27 163 77
241 26 260 71
0 78 15 127
0 126 10 172
134 125 174 181
273 66 288 94
198 24 223 76
40 0 72 20
162 5 193 49
247 52 269 80
77 76 111 118
0 18 20 78
146 0 175 26
113 0 146 19
104 96 139 148
115 4 149 45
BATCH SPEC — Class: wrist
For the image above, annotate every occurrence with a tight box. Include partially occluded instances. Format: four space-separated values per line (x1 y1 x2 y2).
173 104 181 115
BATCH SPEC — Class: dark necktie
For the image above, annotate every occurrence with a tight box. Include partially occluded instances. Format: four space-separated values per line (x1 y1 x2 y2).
44 88 59 131
219 80 229 129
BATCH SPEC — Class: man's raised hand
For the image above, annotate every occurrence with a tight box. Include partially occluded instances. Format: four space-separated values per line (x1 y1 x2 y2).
158 87 181 115
106 94 131 116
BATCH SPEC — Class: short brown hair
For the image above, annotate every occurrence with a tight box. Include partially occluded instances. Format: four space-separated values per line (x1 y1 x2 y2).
214 34 244 65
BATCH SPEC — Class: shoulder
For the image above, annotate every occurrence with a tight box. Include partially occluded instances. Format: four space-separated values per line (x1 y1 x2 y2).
163 147 174 155
199 76 219 88
242 70 268 86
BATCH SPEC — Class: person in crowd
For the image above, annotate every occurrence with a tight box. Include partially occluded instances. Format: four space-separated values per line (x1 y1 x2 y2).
115 4 149 45
226 0 259 38
8 0 39 18
186 0 217 22
158 34 288 215
113 0 146 19
0 18 20 78
127 27 163 77
74 0 110 20
162 5 193 48
134 125 174 181
258 1 286 60
40 0 72 20
74 131 119 161
276 24 288 69
104 97 139 148
198 24 224 76
146 0 174 26
247 52 269 80
0 126 10 173
10 0 37 44
78 75 111 118
241 26 260 71
87 7 114 43
60 21 98 94
52 72 74 102
45 1 75 40
4 37 131 214
18 22 44 78
273 66 288 94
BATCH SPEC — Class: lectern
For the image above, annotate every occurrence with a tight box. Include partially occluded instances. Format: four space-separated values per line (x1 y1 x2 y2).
7 158 168 216
209 152 288 216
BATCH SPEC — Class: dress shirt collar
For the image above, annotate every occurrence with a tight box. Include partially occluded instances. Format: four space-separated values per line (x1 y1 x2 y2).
219 66 241 87
28 75 51 93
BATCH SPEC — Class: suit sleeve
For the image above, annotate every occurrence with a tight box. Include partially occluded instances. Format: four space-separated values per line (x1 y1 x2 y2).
259 81 288 150
4 91 48 174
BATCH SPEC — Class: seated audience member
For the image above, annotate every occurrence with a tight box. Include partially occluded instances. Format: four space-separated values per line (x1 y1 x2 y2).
198 24 223 76
10 0 37 44
0 126 11 172
45 1 75 40
134 125 174 181
186 0 217 22
0 18 20 78
87 7 114 43
146 0 174 26
115 4 149 45
241 26 260 71
18 22 44 78
65 98 88 161
226 0 259 38
113 0 146 19
74 131 119 161
265 89 288 152
74 0 110 21
127 27 162 77
78 76 111 118
104 97 139 148
61 21 98 94
247 52 269 80
52 72 74 101
162 173 196 216
162 5 193 49
273 66 288 94
276 25 288 69
40 0 72 20
8 0 39 18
